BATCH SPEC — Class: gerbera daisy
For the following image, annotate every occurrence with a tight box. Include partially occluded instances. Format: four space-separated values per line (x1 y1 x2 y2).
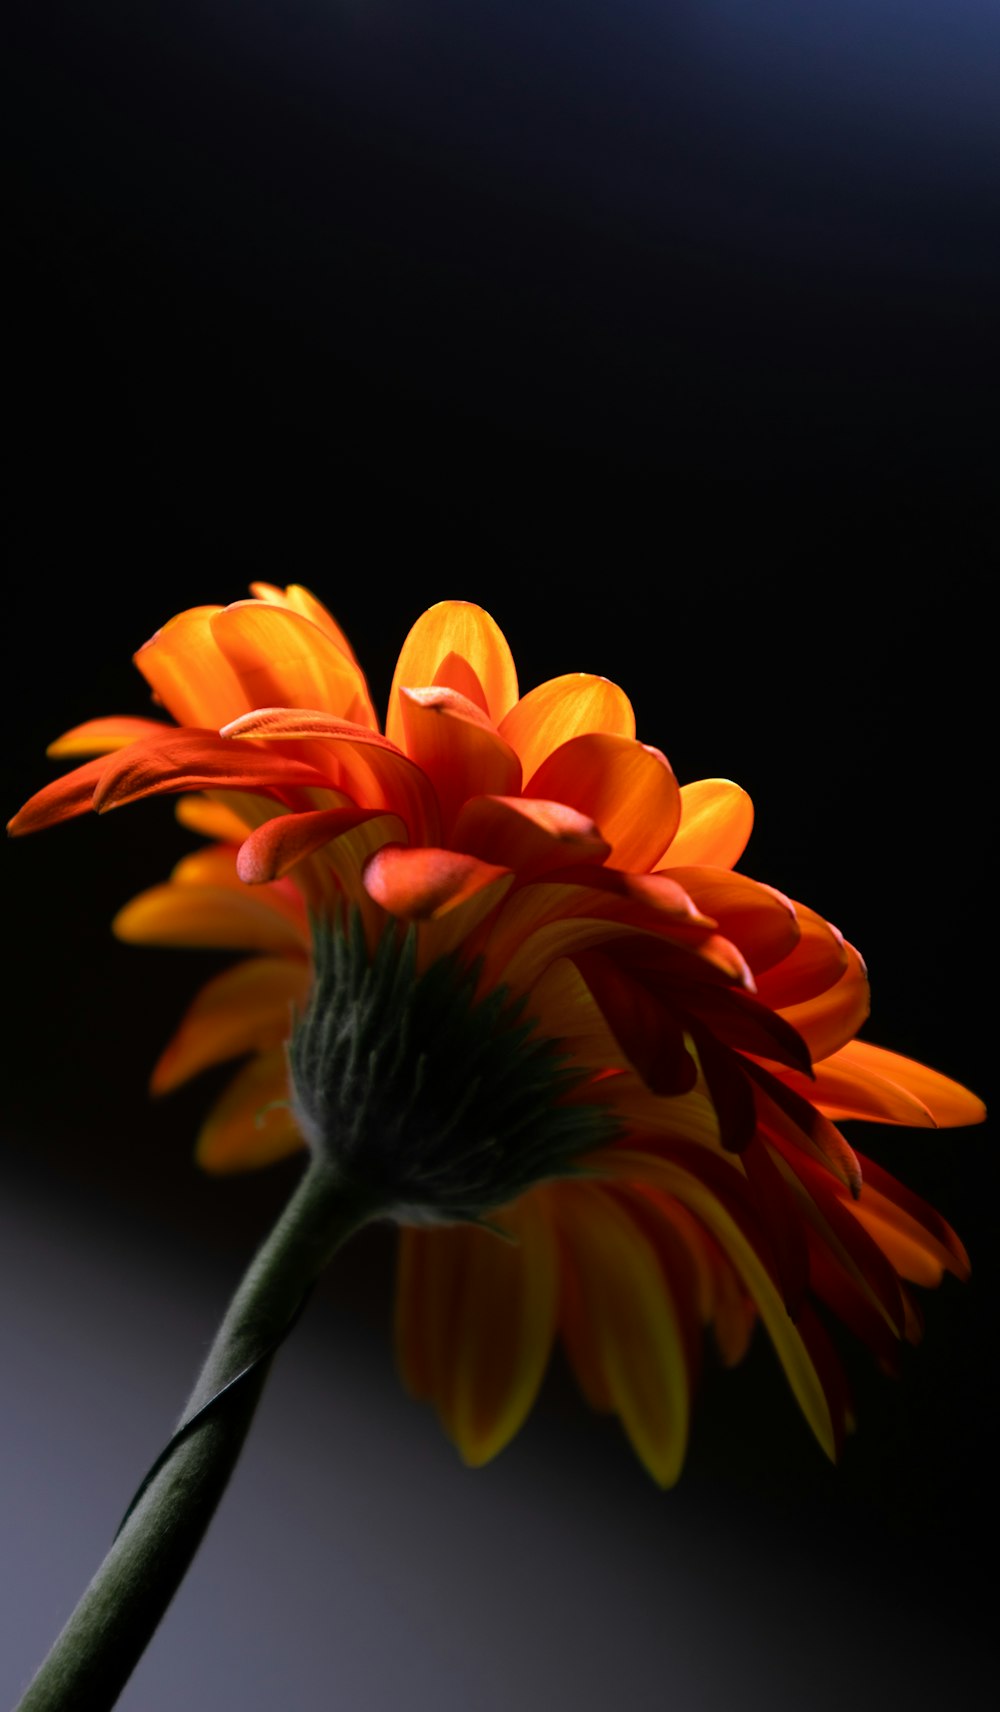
9 586 984 1486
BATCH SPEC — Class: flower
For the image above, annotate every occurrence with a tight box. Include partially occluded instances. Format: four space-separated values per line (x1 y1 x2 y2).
9 587 984 1485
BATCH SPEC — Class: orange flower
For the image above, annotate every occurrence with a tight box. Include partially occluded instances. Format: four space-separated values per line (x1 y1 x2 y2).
9 587 984 1484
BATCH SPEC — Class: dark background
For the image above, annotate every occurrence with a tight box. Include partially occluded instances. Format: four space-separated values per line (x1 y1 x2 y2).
3 3 996 1706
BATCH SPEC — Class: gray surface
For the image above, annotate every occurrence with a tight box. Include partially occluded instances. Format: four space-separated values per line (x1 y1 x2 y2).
2 1155 990 1711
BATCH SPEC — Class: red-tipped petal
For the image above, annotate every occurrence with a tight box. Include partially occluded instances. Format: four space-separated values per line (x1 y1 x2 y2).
364 844 511 923
8 755 113 836
221 709 439 844
92 729 331 814
237 806 390 884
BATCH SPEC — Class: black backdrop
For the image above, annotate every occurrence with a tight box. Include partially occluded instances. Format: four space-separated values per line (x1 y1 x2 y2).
3 3 996 1706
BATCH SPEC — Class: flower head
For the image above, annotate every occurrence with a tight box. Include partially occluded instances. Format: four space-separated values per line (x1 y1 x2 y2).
9 587 984 1483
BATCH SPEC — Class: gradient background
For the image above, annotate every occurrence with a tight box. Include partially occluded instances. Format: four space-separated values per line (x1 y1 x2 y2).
3 3 996 1706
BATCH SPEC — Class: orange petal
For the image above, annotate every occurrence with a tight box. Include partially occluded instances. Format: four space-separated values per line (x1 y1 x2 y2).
364 844 512 963
396 1194 557 1467
93 729 331 815
396 686 521 835
778 942 870 1062
387 602 519 745
221 709 439 844
195 1049 304 1173
452 794 611 878
661 779 754 869
46 716 170 759
211 601 378 729
8 755 113 836
247 583 367 671
135 606 251 728
499 674 635 781
822 1039 986 1129
753 905 848 1009
236 806 391 884
152 957 310 1093
525 733 680 871
662 867 799 975
553 1181 690 1486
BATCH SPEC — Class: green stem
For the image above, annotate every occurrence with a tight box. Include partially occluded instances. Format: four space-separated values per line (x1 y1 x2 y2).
16 1158 371 1712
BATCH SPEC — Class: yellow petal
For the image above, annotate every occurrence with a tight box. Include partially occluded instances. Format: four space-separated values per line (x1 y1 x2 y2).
594 1150 838 1460
46 716 170 758
195 1049 304 1173
665 780 754 869
175 794 257 843
553 1181 690 1486
113 882 307 955
395 1193 558 1466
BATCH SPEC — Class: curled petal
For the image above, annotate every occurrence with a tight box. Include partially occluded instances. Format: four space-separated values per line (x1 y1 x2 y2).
452 795 611 878
395 1192 558 1467
387 601 519 744
778 942 870 1063
221 709 439 844
525 733 681 872
661 867 799 976
237 807 391 884
195 1049 304 1173
665 779 754 869
93 729 331 815
753 905 848 1010
211 601 378 729
499 673 635 781
364 845 513 964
